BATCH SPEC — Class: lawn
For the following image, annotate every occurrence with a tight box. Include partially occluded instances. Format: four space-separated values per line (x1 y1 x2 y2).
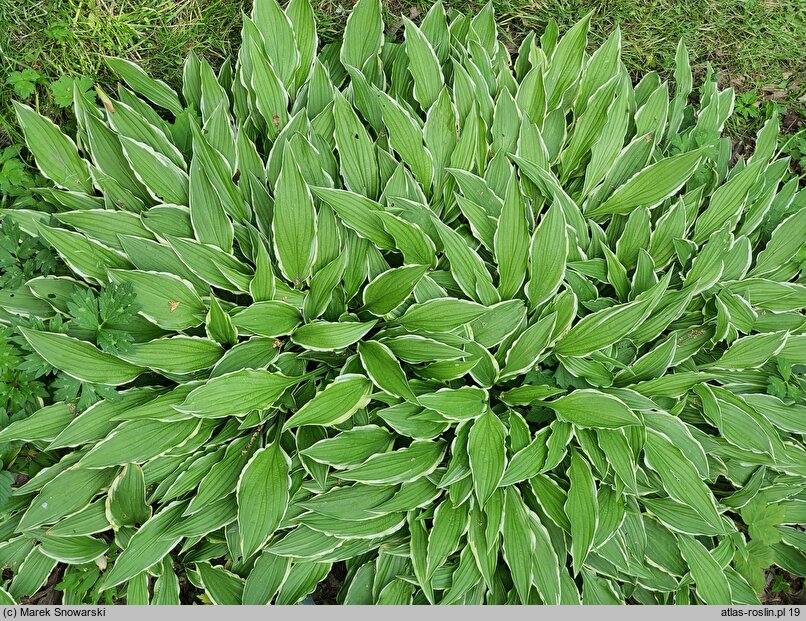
1 0 804 149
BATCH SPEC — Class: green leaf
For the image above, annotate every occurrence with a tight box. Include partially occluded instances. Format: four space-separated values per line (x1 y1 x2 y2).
109 269 205 330
99 501 186 590
238 439 291 559
396 298 487 332
566 449 598 575
80 418 199 468
358 340 418 401
702 331 788 371
426 500 468 577
206 294 238 346
587 149 704 216
363 265 429 316
378 92 433 190
311 187 394 249
676 536 732 604
300 425 394 467
546 389 641 428
284 374 373 429
554 273 669 356
273 149 317 285
19 328 143 386
643 430 724 532
18 467 115 531
252 0 298 88
418 387 486 421
197 562 245 605
332 92 379 199
232 301 302 338
291 320 377 351
340 0 382 72
468 410 506 504
189 157 234 252
117 336 224 374
120 136 189 205
495 175 530 300
106 464 151 528
502 487 534 602
13 101 92 193
0 586 16 605
243 553 290 604
105 57 184 115
431 216 499 305
336 440 446 485
175 370 300 418
404 17 443 109
499 312 556 380
37 224 132 283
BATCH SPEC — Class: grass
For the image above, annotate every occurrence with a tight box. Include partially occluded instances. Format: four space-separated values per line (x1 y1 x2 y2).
1 0 804 146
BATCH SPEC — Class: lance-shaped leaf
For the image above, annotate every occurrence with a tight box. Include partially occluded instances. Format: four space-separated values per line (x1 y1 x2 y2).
751 207 806 277
37 225 132 283
701 331 788 371
335 440 446 485
554 273 669 356
108 269 205 330
106 464 150 528
252 0 298 88
676 536 732 604
243 553 291 605
301 426 395 467
587 148 704 216
363 265 429 316
13 102 92 193
340 0 382 72
231 301 302 338
38 536 108 565
358 340 418 402
273 149 317 285
396 298 487 332
431 216 499 305
175 370 301 418
403 16 443 109
566 449 598 575
19 328 143 386
104 57 183 115
379 92 433 190
467 410 506 505
643 430 724 532
426 500 468 578
18 468 116 531
99 502 186 590
197 562 245 605
284 374 373 429
545 389 641 429
238 439 291 559
80 418 200 468
502 488 535 602
495 175 530 300
248 44 289 141
291 320 377 351
116 336 224 375
311 187 394 249
499 312 557 380
333 92 379 199
189 157 233 252
120 136 189 205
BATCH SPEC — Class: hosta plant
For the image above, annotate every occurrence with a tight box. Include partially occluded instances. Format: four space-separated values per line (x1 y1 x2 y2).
1 0 805 606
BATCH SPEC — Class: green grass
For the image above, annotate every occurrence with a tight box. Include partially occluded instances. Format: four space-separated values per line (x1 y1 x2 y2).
1 0 804 146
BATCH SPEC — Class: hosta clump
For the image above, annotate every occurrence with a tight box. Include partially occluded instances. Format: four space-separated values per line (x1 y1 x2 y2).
1 0 805 606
